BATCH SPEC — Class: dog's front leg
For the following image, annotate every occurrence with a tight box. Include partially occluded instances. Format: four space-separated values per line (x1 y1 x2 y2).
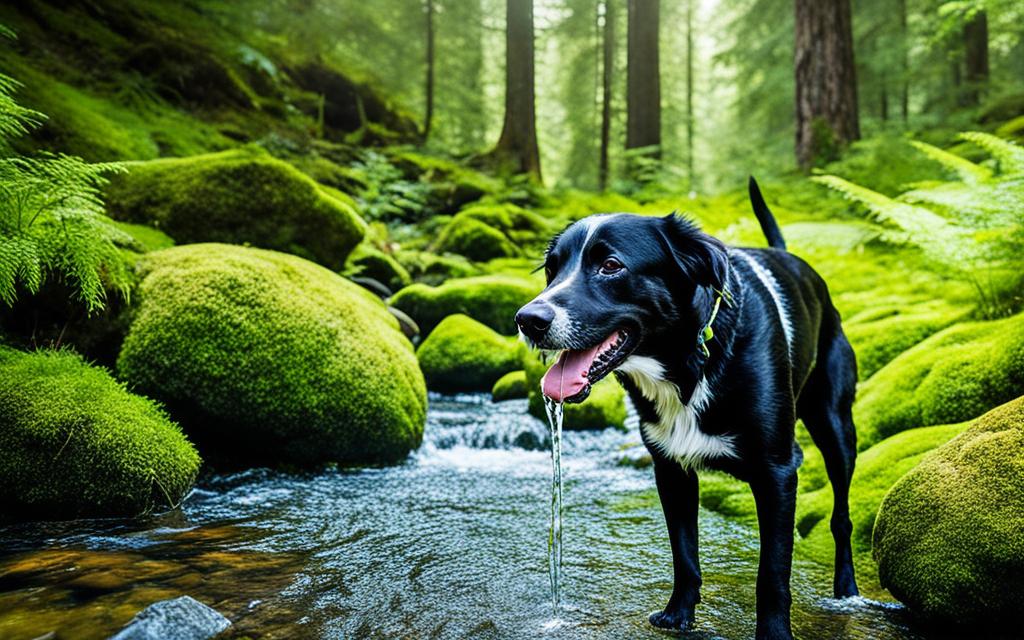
649 456 701 631
751 466 798 640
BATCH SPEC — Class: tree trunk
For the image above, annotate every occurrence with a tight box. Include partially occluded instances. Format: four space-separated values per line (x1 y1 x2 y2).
794 0 860 169
599 0 614 191
963 10 989 106
880 81 888 121
423 0 435 140
899 0 908 122
685 0 694 187
494 0 542 180
626 0 660 156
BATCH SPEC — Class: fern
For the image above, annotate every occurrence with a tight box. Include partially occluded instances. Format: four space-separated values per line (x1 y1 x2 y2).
959 132 1024 175
0 26 131 313
908 140 992 185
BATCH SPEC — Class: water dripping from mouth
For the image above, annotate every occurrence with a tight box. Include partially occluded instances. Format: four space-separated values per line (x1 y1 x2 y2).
543 394 564 622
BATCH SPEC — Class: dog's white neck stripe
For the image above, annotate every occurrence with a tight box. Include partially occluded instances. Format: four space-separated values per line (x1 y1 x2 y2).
736 251 793 353
618 355 736 469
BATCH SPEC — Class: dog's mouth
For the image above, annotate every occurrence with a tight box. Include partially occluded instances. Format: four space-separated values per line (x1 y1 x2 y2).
541 328 637 403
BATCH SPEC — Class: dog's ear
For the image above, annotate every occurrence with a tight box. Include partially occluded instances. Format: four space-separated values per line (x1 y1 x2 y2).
659 213 728 291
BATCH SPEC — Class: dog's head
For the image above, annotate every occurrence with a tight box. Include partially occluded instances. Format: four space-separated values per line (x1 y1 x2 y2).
516 213 727 403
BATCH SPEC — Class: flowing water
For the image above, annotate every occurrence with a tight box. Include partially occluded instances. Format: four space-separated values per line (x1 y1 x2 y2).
543 397 565 620
0 395 963 639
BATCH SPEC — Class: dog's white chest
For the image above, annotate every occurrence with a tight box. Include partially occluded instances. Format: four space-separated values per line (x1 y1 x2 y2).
618 356 736 469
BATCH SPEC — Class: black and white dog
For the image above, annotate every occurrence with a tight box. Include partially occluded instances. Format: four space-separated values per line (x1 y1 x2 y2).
515 179 859 640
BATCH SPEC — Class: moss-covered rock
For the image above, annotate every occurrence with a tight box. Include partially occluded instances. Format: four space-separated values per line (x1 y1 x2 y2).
872 397 1024 626
796 422 967 573
117 244 426 466
416 315 523 394
0 347 200 521
492 370 528 401
390 275 538 337
393 250 481 286
105 148 366 270
844 300 969 380
853 312 1024 447
434 216 519 262
523 352 627 431
344 243 411 292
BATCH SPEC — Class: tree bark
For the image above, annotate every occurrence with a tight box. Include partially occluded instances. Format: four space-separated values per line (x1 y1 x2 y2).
794 0 860 169
898 0 908 122
626 0 660 156
494 0 542 180
599 0 614 191
685 0 694 186
423 0 435 140
963 10 989 106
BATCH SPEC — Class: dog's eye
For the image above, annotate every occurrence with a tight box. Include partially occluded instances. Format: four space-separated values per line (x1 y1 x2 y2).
600 258 624 274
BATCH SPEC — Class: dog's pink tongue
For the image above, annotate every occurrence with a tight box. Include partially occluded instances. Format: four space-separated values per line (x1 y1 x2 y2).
542 345 602 402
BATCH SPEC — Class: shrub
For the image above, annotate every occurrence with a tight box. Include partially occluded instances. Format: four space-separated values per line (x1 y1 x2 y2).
492 370 528 401
853 312 1024 447
104 148 366 270
0 346 200 521
873 397 1024 626
416 314 523 393
390 275 538 337
117 244 426 466
523 351 627 431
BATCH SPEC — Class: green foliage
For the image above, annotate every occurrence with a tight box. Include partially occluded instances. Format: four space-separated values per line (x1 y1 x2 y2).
853 312 1024 447
117 244 427 466
873 396 1024 626
491 369 528 401
389 275 539 337
0 346 200 521
416 314 523 393
0 56 132 313
104 148 366 270
522 351 627 431
815 133 1024 317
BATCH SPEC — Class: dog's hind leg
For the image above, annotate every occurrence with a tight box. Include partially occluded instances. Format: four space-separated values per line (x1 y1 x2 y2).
648 456 701 632
797 323 859 599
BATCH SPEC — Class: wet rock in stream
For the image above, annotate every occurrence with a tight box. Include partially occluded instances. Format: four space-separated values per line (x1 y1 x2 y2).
108 596 230 640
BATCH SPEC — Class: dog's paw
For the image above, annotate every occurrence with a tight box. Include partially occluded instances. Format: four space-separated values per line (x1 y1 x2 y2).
648 608 694 632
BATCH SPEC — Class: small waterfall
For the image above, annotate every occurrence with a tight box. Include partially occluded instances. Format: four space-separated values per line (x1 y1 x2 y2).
543 396 565 617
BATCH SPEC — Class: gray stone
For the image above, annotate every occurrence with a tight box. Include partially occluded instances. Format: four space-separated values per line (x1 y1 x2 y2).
109 596 231 640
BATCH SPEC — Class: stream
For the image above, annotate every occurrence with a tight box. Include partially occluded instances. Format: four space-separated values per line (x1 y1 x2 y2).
0 395 934 639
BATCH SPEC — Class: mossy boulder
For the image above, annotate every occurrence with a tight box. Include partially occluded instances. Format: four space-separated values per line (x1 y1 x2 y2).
796 422 967 572
492 370 528 401
854 312 1024 447
844 300 968 380
523 352 627 431
434 216 519 262
416 315 523 394
393 250 481 286
0 347 200 521
872 397 1024 626
390 275 538 337
105 148 366 270
344 243 411 293
117 244 426 466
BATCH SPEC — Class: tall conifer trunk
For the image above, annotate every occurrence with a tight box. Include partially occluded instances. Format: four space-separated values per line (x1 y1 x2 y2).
626 0 660 157
494 0 542 180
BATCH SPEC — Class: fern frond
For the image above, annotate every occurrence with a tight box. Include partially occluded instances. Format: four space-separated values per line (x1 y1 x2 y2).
959 132 1024 175
812 175 949 236
902 181 1024 229
909 140 992 185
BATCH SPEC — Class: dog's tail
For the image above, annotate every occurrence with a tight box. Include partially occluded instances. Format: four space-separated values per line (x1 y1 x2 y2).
749 176 786 250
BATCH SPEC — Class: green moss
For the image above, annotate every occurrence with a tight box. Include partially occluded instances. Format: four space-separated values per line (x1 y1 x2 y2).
853 312 1024 447
390 275 539 337
434 216 519 262
700 472 756 522
0 347 200 521
795 422 967 577
522 352 627 431
416 315 523 394
872 397 1024 626
344 243 411 292
116 244 426 466
393 250 481 286
492 370 528 401
105 148 366 270
110 221 176 253
844 300 969 380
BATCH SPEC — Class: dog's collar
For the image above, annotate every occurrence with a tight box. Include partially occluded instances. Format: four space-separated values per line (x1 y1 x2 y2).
696 286 733 358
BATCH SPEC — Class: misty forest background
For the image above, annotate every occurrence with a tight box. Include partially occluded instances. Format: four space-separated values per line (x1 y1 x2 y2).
1 0 1024 636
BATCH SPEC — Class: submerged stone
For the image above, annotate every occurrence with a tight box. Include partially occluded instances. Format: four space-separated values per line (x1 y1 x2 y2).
109 596 230 640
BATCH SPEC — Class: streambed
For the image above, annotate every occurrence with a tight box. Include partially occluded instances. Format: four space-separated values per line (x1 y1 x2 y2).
1 395 930 639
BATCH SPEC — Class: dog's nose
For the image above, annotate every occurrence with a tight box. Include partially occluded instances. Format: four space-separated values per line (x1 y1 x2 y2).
515 302 555 341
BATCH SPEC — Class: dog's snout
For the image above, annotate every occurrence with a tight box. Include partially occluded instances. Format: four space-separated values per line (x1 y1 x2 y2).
515 302 555 341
